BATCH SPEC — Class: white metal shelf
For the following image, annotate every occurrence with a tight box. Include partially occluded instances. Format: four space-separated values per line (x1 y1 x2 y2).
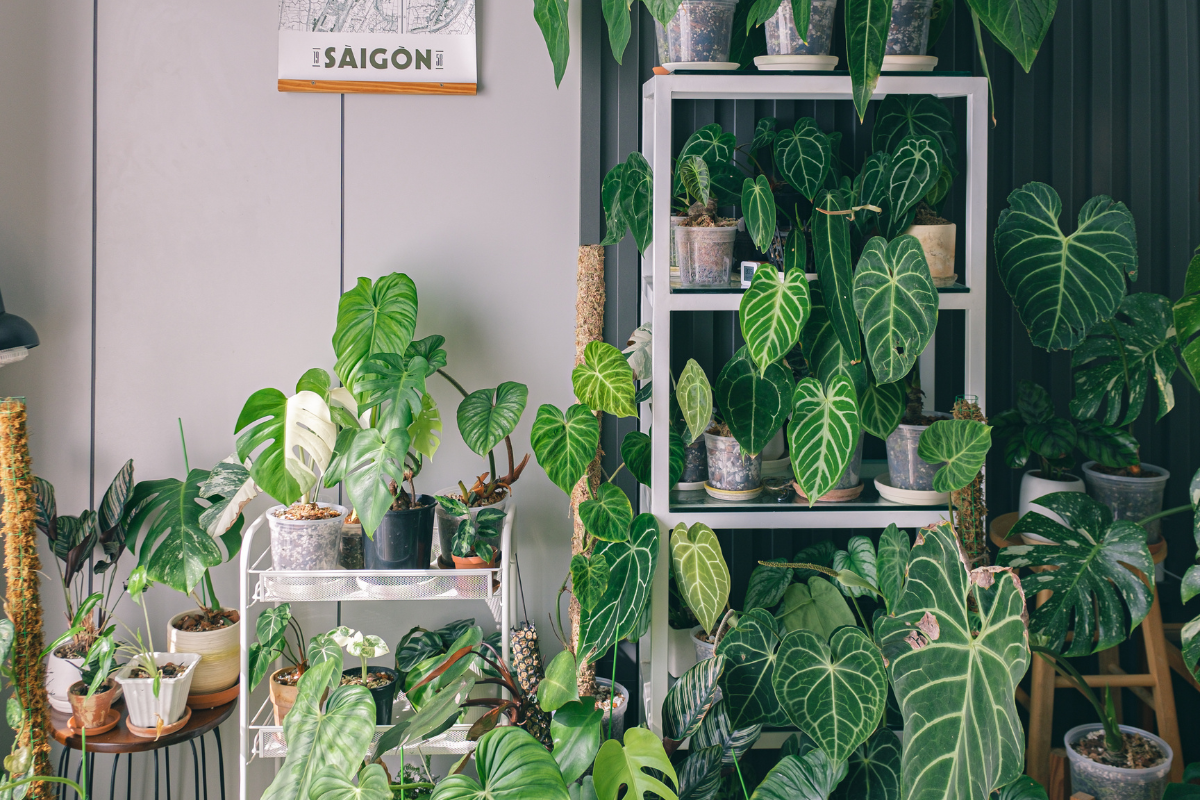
642 275 982 313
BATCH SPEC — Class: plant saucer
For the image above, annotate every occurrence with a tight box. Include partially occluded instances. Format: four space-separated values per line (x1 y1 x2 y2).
674 480 707 492
127 706 192 739
704 482 763 501
880 55 937 72
67 708 120 737
187 680 239 710
754 55 838 71
662 61 740 72
793 481 864 503
874 473 949 506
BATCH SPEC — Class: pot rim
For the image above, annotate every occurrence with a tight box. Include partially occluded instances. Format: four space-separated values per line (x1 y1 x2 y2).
381 495 439 516
270 664 302 684
266 502 349 521
168 607 241 632
593 677 630 708
340 665 398 688
1064 723 1173 775
115 652 201 685
1023 469 1085 484
893 411 953 432
1081 461 1171 484
68 679 118 698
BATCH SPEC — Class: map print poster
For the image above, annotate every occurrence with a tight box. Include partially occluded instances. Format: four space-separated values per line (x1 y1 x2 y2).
278 0 477 94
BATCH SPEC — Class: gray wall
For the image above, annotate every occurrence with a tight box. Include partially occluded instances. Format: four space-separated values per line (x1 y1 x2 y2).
0 1 581 796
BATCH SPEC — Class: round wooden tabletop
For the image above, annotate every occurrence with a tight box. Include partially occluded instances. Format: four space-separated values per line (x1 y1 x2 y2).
51 701 235 753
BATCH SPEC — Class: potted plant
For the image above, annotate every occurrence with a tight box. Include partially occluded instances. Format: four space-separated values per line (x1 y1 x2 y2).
32 461 134 714
248 603 308 724
330 627 397 724
881 372 952 492
653 0 739 67
436 499 505 569
67 633 122 733
748 0 839 67
670 522 731 663
673 158 739 287
904 201 956 285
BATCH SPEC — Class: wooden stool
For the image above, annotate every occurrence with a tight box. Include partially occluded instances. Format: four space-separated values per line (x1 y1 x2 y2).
990 512 1184 788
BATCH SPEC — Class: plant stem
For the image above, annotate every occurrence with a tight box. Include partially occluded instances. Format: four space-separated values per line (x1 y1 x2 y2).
203 571 221 613
1031 646 1122 751
849 594 871 635
488 450 498 488
731 749 750 800
178 417 190 473
1137 504 1192 527
436 369 470 399
361 654 369 683
608 642 618 741
608 463 626 484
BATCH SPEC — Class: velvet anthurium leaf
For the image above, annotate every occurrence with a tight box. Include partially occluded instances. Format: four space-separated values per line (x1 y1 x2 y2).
677 359 713 445
716 347 795 457
917 419 993 493
1000 492 1154 657
832 536 878 598
680 156 712 208
876 521 1030 800
579 483 633 543
601 162 629 246
995 183 1138 352
595 728 678 800
803 285 867 401
773 627 886 764
715 608 789 728
774 118 831 201
964 0 1057 73
537 650 580 712
859 372 905 440
235 382 337 506
740 268 812 376
344 427 410 537
619 152 654 255
573 341 638 418
882 135 943 239
577 514 659 663
677 746 723 800
552 701 604 785
777 577 856 639
691 699 762 767
531 403 601 495
752 750 847 800
811 190 860 361
332 273 419 395
432 727 571 800
570 553 610 613
875 524 910 615
788 376 860 505
457 382 528 459
871 95 957 161
674 125 737 193
853 235 939 385
831 728 903 800
742 175 779 253
854 152 891 238
743 564 793 612
663 655 725 741
670 522 731 636
1069 293 1177 426
845 0 891 120
621 429 685 488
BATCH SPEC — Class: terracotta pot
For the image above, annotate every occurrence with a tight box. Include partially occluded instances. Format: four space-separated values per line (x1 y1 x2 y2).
269 666 300 725
67 680 117 729
451 553 499 570
168 608 240 695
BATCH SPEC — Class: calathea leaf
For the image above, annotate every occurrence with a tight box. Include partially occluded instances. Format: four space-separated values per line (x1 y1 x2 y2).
601 162 629 246
742 176 777 252
573 341 638 417
432 727 571 800
344 427 410 537
811 190 859 361
917 419 992 493
1073 419 1139 468
571 553 610 612
875 524 910 615
832 536 878 598
533 0 571 87
680 156 712 207
717 347 795 457
751 750 847 800
715 608 789 728
995 183 1138 351
594 728 678 800
531 403 600 495
579 483 634 543
333 273 418 395
876 521 1030 800
691 699 762 767
98 459 134 537
965 0 1056 73
621 429 685 488
831 728 903 800
663 655 725 741
803 285 867 400
845 0 891 120
677 359 713 444
859 372 905 440
235 383 337 506
740 268 811 376
743 565 792 612
883 135 942 239
1000 492 1154 656
774 118 831 201
788 376 860 505
670 522 731 636
578 514 659 663
777 577 855 638
537 650 579 712
457 382 528 458
620 152 654 254
677 746 723 800
871 94 957 160
853 235 939 384
553 701 604 785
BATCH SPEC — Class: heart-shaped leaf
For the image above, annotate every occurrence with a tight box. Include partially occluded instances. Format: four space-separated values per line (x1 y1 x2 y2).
752 750 847 800
883 135 942 239
675 125 737 191
1000 492 1154 656
811 191 860 361
457 382 529 459
595 729 678 800
573 341 638 418
601 162 629 246
788 376 860 505
680 156 712 208
740 268 812 376
691 699 762 767
965 0 1057 72
775 119 831 201
803 285 867 400
532 403 600 495
860 373 905 440
773 627 886 764
854 152 891 238
872 94 957 160
743 565 792 612
670 522 731 636
620 153 654 255
917 419 993 493
432 727 571 800
742 175 778 253
832 536 878 598
831 728 903 800
309 764 392 800
663 655 725 741
715 608 789 729
552 701 604 785
853 235 939 385
777 577 855 639
537 650 579 712
677 359 714 445
578 514 659 663
621 429 685 488
751 117 778 151
333 274 419 395
579 483 633 543
717 348 795 457
677 746 723 800
995 183 1138 351
845 0 891 120
571 553 610 612
875 524 910 615
344 427 410 537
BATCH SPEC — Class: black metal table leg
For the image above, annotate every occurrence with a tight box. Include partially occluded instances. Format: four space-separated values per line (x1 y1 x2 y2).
154 749 160 800
57 746 69 800
109 754 119 800
126 749 132 800
165 746 171 800
87 748 96 797
189 741 200 800
199 733 209 800
213 726 226 800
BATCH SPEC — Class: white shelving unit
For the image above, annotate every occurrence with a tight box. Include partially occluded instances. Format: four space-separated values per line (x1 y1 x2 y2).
637 74 989 740
237 503 517 799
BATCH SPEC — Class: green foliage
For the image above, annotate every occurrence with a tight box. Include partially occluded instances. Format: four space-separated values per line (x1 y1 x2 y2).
333 274 419 395
859 374 905 440
594 728 678 800
845 0 891 119
739 269 812 376
677 359 713 445
750 750 847 800
965 0 1057 72
552 701 604 785
692 699 762 767
531 404 600 495
447 506 505 563
663 655 725 741
620 429 684 488
810 191 859 362
532 0 570 86
875 525 910 615
777 578 855 638
853 236 939 385
573 342 638 418
577 514 659 664
742 175 778 252
679 156 712 208
570 553 610 613
670 522 730 636
832 537 878 599
831 728 902 800
537 650 579 712
1175 250 1200 388
715 609 789 729
774 119 831 201
788 376 860 504
344 427 410 537
743 565 792 612
457 382 529 459
433 727 570 800
579 483 634 544
916 419 992 493
716 348 795 457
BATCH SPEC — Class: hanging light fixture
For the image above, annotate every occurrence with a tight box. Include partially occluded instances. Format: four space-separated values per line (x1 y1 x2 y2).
0 288 39 367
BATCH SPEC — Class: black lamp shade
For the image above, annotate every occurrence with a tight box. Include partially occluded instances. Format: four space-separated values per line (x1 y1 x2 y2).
0 289 39 350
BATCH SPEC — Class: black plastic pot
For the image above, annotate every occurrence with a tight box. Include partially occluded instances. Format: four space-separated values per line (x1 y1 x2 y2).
342 666 399 724
363 496 436 570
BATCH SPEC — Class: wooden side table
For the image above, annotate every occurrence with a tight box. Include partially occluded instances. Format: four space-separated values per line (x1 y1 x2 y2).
50 701 234 800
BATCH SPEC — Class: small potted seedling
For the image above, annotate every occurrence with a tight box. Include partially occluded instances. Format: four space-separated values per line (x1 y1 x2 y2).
332 627 397 724
248 603 308 725
435 499 505 569
674 157 739 287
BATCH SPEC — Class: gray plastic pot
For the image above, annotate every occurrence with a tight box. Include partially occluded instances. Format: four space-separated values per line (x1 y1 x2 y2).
654 0 739 64
886 0 935 55
1082 462 1170 542
1064 723 1172 800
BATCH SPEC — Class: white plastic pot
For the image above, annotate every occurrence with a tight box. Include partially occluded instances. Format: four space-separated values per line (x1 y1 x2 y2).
1018 470 1086 541
116 652 201 729
167 609 240 695
904 222 956 286
45 652 84 714
1064 723 1172 800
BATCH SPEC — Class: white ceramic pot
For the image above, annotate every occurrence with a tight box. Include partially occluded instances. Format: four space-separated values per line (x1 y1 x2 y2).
667 626 698 679
1018 470 1086 541
116 652 201 728
45 652 84 714
167 609 240 694
905 223 956 286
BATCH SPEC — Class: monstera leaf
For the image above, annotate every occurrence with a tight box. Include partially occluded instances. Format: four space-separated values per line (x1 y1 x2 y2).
860 373 905 440
751 749 847 800
846 0 891 120
872 95 956 161
578 514 659 663
875 524 910 615
594 729 678 800
774 118 831 201
966 0 1057 72
742 176 777 252
777 577 856 638
235 380 337 506
853 236 939 385
876 522 1030 800
917 420 992 493
620 152 654 254
573 341 638 418
1000 492 1154 656
432 727 570 800
531 404 600 495
663 655 725 741
716 348 795 457
831 728 903 800
677 359 713 444
670 522 730 636
995 183 1138 351
740 268 811 375
715 608 789 729
691 699 761 767
811 191 859 361
458 382 529 458
743 565 792 612
1070 293 1177 426
621 429 684 488
333 274 419 395
803 285 867 401
832 536 878 598
579 483 633 543
788 376 860 505
773 627 886 764
1176 250 1200 387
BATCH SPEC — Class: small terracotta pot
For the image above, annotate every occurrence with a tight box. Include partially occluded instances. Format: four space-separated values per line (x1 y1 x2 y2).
269 666 300 725
451 553 499 570
67 680 118 729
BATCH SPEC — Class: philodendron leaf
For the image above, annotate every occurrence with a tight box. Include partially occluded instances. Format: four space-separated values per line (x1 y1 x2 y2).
579 483 633 543
883 136 943 239
432 727 571 800
853 235 939 384
777 577 856 639
715 608 789 729
620 152 654 254
578 514 659 663
740 268 812 376
872 94 957 161
574 341 638 418
663 655 725 741
876 522 1030 800
832 536 878 598
845 0 891 120
691 699 762 767
601 162 629 246
875 524 910 615
773 627 886 764
743 564 792 612
537 650 579 712
965 0 1056 73
345 427 410 537
457 382 528 459
788 376 860 505
533 0 570 87
716 347 795 457
860 373 905 440
803 284 867 400
1000 492 1154 657
594 729 678 800
670 522 731 636
571 553 610 612
1175 250 1200 387
680 156 712 208
831 727 903 800
333 273 418 395
811 190 860 362
235 385 337 506
742 175 778 253
531 403 600 495
309 764 392 800
995 183 1138 351
677 746 723 800
917 419 993 493
753 751 847 800
621 429 685 488
774 118 831 201
677 359 713 444
552 701 604 785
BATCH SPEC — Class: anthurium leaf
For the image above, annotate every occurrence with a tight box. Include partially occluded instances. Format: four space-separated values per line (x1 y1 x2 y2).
876 521 1030 800
1000 492 1154 657
344 427 409 537
803 285 867 400
644 0 684 27
831 728 902 800
872 95 957 160
832 536 878 598
883 135 942 238
124 470 227 595
310 763 392 800
742 176 777 252
791 540 837 580
751 117 778 151
601 162 630 246
774 119 831 201
458 382 528 459
875 524 910 615
578 514 659 663
845 0 891 120
677 359 714 445
675 125 736 193
601 0 633 66
670 522 731 636
571 553 610 613
917 419 992 493
995 183 1138 351
773 627 886 764
716 347 795 457
595 728 678 800
854 152 891 238
432 727 571 800
788 376 860 505
573 341 638 418
1069 293 1177 426
853 235 939 385
743 565 792 612
860 373 905 440
533 0 571 87
996 776 1050 800
680 156 712 208
620 152 654 255
537 650 579 712
621 429 685 488
811 190 860 361
664 655 725 741
235 386 337 506
777 577 856 638
690 698 762 767
332 274 418 395
579 483 633 544
783 227 806 273
740 268 812 375
1174 250 1200 387
531 404 601 495
552 701 604 785
677 746 723 800
715 608 789 729
751 750 847 800
964 0 1056 73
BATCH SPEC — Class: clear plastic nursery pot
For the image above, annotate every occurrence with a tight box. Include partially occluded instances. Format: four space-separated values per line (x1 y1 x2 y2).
1082 462 1171 542
670 216 688 274
679 436 709 484
434 487 510 567
886 0 935 54
595 678 629 743
267 503 348 571
765 0 838 56
654 0 738 64
364 497 437 570
677 225 738 286
885 414 950 491
1064 724 1173 800
704 433 762 491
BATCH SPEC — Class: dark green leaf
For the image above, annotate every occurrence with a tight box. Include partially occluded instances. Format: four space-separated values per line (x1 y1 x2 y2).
602 0 633 66
740 268 812 376
533 0 571 87
457 382 528 459
680 156 712 208
579 483 633 543
621 429 685 488
601 163 629 246
1073 420 1139 469
802 285 867 401
578 514 660 663
1016 379 1054 424
743 565 792 612
552 701 604 785
537 650 579 712
860 374 905 440
742 176 778 252
853 235 939 384
333 274 419 395
678 746 723 800
715 608 789 728
964 0 1057 72
751 750 846 800
845 0 892 120
664 655 725 741
811 190 859 361
344 427 409 537
432 727 570 800
620 152 654 255
776 577 855 638
788 376 860 505
883 136 942 239
571 553 610 612
691 699 762 767
751 117 778 151
774 119 831 201
1025 418 1076 460
875 524 910 615
124 470 228 595
716 347 795 457
917 419 992 493
531 403 601 495
871 95 956 159
996 776 1049 800
831 728 903 800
